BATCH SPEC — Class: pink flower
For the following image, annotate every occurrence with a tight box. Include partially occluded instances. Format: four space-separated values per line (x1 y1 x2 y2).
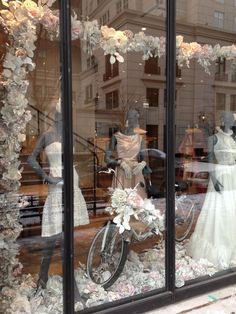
41 11 59 29
127 191 144 208
114 281 135 297
123 30 133 40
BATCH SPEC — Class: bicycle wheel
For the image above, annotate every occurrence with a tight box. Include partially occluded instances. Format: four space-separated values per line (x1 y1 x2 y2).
175 196 195 242
86 221 129 289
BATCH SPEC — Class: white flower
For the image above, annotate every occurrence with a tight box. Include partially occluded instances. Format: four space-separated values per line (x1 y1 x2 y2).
10 294 31 314
111 189 127 207
7 90 28 107
176 35 183 48
3 68 12 78
3 168 22 181
3 53 22 71
18 133 26 142
0 10 14 21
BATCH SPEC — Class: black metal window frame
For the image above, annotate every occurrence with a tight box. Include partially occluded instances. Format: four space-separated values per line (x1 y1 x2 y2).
60 1 236 314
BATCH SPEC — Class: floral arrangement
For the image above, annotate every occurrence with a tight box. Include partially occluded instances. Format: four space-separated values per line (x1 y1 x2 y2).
105 187 164 234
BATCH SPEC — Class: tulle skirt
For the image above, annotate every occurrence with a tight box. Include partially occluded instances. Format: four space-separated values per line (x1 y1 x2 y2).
187 164 236 269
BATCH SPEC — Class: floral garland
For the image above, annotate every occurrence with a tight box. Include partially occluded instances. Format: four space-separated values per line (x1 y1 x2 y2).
0 0 236 311
0 0 58 300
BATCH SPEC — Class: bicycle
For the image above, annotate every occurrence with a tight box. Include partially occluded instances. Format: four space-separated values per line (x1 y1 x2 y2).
86 170 196 289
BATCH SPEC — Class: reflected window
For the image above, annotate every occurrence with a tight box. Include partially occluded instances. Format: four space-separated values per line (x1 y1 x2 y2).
214 11 224 28
106 90 119 109
145 57 161 75
216 93 226 110
176 63 182 78
231 65 236 82
123 0 128 9
146 88 159 107
116 0 122 14
230 95 236 111
147 124 158 148
87 55 96 69
215 57 227 81
104 54 119 81
85 84 93 104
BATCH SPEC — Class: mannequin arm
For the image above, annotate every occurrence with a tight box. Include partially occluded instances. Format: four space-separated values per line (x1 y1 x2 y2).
104 135 120 167
207 135 223 192
27 133 62 184
137 139 152 176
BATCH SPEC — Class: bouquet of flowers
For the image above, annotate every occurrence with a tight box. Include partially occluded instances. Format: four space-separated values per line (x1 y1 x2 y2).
105 185 164 234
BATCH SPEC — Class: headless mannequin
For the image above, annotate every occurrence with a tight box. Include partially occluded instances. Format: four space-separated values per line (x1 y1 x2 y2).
28 105 82 300
187 111 236 269
105 109 151 197
208 111 235 192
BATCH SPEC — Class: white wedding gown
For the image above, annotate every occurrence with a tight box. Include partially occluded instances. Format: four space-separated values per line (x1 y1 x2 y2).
42 142 89 237
187 128 236 269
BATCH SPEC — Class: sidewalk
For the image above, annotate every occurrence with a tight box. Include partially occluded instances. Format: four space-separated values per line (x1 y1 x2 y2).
146 284 236 313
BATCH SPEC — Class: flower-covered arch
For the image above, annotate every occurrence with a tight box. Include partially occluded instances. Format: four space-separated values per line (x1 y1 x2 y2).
0 0 236 312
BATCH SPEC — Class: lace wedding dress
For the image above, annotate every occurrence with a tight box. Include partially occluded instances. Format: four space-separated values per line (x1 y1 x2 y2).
42 142 89 237
187 128 236 269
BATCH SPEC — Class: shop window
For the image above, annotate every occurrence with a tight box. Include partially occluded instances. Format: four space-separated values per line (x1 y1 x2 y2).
215 57 227 81
146 88 159 107
216 93 226 110
85 84 93 103
144 56 161 75
106 90 119 109
230 95 236 111
103 54 119 81
214 11 224 28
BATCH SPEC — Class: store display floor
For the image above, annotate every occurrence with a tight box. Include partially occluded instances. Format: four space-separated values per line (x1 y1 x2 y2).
146 284 236 313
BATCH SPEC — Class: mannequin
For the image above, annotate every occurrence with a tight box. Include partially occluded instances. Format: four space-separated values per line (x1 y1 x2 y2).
104 109 151 198
28 100 89 298
187 111 236 269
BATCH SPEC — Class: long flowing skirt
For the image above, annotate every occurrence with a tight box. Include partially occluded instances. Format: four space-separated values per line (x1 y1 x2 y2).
187 164 236 269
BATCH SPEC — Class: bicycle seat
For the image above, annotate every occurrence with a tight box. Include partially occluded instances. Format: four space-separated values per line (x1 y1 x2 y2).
175 181 188 192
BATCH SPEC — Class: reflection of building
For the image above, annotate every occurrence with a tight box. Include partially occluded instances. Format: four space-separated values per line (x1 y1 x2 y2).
78 0 236 152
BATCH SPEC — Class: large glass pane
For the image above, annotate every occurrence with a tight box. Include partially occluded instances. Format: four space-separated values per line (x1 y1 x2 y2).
71 0 168 310
0 2 63 313
175 0 236 288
